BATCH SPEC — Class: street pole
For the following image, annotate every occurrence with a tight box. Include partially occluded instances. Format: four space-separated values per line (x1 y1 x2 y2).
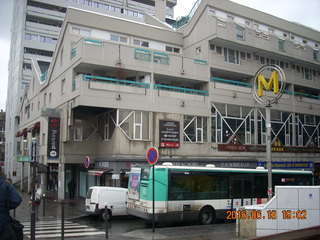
152 165 155 233
30 138 37 240
266 102 272 200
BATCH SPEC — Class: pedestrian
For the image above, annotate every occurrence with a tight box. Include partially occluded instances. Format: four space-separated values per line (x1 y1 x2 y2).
0 168 22 240
68 179 76 199
33 184 43 220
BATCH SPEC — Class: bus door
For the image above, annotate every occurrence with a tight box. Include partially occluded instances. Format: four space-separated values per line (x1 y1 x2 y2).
230 175 253 209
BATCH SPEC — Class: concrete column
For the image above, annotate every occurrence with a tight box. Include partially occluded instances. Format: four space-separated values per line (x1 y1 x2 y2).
58 162 65 200
155 0 166 22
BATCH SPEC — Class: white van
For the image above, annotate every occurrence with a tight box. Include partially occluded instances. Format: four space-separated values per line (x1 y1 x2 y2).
85 186 128 220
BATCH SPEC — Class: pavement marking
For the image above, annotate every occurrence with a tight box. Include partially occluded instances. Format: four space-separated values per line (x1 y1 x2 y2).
23 219 105 239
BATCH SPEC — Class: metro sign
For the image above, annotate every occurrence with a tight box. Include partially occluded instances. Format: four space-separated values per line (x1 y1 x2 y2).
253 65 285 105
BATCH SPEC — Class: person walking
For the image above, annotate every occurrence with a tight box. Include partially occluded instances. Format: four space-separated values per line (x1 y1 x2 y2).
0 168 22 240
33 184 43 220
68 179 76 199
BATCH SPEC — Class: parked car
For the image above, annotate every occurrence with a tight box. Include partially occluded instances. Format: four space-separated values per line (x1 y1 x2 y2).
85 186 128 220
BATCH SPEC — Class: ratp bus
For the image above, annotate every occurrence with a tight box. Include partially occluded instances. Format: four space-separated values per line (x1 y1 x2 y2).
127 163 313 224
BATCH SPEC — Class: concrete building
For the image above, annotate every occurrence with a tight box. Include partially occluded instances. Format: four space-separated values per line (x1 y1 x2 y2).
17 0 320 199
0 110 5 169
5 0 177 184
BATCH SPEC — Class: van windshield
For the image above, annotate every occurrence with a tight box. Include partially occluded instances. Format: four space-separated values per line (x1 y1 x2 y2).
86 189 93 199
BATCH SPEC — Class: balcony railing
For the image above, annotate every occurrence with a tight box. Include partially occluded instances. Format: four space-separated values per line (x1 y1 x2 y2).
83 74 150 88
154 83 208 96
211 77 252 88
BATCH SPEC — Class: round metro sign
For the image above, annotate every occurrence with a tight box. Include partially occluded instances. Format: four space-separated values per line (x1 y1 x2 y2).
146 147 159 165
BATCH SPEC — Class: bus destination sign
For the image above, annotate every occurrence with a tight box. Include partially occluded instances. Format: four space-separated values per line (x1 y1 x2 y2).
159 120 180 148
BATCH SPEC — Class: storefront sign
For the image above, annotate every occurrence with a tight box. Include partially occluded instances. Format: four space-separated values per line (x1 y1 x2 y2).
47 117 60 159
218 144 320 153
258 161 313 170
159 120 180 148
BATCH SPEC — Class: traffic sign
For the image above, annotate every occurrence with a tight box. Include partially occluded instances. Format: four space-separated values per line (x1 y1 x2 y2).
146 147 159 165
84 156 90 168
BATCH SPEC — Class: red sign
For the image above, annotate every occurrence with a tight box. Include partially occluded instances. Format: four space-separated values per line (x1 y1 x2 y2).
146 147 159 165
84 156 90 169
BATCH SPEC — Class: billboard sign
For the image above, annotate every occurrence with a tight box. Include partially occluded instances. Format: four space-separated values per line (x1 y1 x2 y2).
159 120 180 148
47 117 60 159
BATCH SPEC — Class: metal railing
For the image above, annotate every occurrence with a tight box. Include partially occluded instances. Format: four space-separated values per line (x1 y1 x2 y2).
83 74 151 88
154 83 208 96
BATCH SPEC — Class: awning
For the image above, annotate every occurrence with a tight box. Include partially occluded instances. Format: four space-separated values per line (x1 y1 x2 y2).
88 168 113 176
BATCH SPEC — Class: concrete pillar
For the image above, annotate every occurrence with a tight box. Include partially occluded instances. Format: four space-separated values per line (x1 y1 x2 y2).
155 0 166 22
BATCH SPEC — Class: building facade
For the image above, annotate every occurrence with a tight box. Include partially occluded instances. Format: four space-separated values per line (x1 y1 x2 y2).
17 0 320 199
5 0 176 184
0 110 5 169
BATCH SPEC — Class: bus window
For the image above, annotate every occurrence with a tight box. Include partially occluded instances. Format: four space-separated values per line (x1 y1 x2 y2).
141 167 150 180
169 172 229 200
253 174 267 198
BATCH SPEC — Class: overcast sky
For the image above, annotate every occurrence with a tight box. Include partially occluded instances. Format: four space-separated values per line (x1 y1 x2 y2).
0 0 320 111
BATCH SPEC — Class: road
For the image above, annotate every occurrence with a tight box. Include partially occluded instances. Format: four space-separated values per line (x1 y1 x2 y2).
22 215 239 240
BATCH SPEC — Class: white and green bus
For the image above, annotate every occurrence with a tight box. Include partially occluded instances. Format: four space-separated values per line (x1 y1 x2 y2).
127 163 313 224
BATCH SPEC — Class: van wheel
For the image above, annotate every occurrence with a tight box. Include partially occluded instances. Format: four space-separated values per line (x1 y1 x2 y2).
199 206 215 225
101 210 112 221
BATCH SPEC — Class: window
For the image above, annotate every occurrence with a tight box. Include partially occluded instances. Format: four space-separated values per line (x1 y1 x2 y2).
61 79 65 95
43 93 47 106
133 39 149 48
260 57 265 65
303 68 312 80
196 47 201 54
23 63 32 70
110 34 119 42
240 52 246 60
49 93 52 104
314 50 319 61
120 36 127 43
184 115 207 143
118 110 149 140
278 39 285 52
24 47 53 57
236 25 245 41
166 46 180 54
223 48 240 64
246 53 251 59
216 46 222 55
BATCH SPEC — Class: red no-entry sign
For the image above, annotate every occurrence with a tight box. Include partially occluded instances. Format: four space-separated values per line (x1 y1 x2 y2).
146 147 159 165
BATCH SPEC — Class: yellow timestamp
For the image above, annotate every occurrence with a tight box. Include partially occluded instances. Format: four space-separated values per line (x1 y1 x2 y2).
226 210 307 220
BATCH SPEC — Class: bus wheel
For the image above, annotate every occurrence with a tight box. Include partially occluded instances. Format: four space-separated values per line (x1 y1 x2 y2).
101 209 112 221
199 207 215 225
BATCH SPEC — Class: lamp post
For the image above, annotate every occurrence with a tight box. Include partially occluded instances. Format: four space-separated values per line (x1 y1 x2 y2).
253 65 285 200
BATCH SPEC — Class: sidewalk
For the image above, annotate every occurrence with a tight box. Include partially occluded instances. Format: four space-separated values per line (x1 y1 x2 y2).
14 190 86 222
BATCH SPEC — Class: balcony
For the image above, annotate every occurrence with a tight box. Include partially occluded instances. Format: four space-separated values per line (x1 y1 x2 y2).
26 6 65 21
210 18 319 66
72 38 209 82
25 21 60 34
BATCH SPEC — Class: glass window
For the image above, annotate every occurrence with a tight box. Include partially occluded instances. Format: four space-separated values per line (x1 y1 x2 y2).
236 25 245 41
224 48 240 64
314 50 319 61
278 39 285 52
133 39 140 46
216 46 222 55
110 34 119 42
141 41 149 47
119 36 127 43
166 46 173 52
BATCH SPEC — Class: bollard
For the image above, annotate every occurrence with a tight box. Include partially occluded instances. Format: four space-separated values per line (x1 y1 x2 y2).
105 206 109 239
61 201 65 240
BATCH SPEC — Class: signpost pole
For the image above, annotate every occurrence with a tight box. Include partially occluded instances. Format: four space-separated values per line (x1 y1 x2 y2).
152 165 155 233
266 103 272 200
